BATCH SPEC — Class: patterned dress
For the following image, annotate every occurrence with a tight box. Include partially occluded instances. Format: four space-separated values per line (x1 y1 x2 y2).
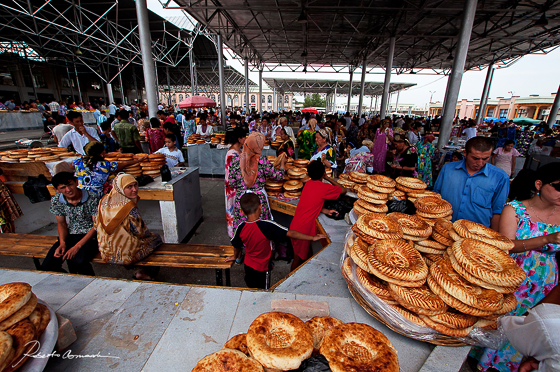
224 149 240 238
0 181 22 233
228 155 285 230
471 200 560 371
73 158 118 197
310 145 337 170
371 127 393 172
297 130 316 160
416 141 436 187
343 153 374 174
277 139 295 159
516 130 533 157
146 128 165 153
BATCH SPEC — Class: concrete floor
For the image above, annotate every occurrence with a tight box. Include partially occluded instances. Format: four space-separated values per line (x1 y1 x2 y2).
0 177 294 288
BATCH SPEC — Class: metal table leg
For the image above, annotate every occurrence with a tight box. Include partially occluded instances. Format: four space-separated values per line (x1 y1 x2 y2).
215 269 223 286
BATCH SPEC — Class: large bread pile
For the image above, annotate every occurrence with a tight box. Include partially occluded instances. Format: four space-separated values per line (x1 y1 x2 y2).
264 158 310 199
186 134 203 144
0 282 51 372
104 152 165 177
210 133 225 145
0 148 75 163
344 207 525 337
192 312 399 372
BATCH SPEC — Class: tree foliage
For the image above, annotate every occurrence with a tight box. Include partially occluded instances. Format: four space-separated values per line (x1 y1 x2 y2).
303 93 326 108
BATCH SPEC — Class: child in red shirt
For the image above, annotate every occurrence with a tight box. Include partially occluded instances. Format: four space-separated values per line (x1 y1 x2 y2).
226 193 325 289
289 160 347 271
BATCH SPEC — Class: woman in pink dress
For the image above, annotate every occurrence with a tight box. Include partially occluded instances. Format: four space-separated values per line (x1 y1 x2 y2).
224 127 246 238
146 118 165 153
370 119 394 173
492 139 520 177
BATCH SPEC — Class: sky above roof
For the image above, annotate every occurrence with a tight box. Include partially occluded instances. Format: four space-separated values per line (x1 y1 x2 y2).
148 0 560 108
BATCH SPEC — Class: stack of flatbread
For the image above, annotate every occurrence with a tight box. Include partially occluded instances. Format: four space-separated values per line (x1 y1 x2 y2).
192 312 399 372
0 282 51 372
414 195 453 226
344 209 527 337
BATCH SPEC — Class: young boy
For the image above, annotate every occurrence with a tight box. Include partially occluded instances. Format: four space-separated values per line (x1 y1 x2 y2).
289 160 347 272
227 193 325 289
99 121 117 152
156 133 185 167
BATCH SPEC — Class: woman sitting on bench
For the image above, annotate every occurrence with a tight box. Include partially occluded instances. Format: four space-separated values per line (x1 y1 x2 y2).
96 173 162 280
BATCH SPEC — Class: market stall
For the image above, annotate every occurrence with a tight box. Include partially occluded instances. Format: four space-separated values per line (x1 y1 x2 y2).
187 144 276 176
0 111 43 131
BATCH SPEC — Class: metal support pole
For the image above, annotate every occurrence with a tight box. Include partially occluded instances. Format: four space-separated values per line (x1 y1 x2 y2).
102 78 107 104
358 57 367 117
380 37 396 119
66 65 75 103
374 95 378 114
73 60 83 103
333 85 337 113
189 47 196 96
273 88 276 112
217 33 226 127
476 63 495 125
118 63 125 105
22 48 37 101
395 90 400 114
132 66 139 101
258 67 263 113
438 0 478 149
166 66 171 107
244 57 249 113
154 61 160 104
369 95 374 114
136 0 158 117
106 83 114 105
347 69 353 113
547 84 560 127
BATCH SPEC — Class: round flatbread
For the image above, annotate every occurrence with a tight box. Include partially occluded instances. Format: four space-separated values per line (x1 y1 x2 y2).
320 323 399 372
367 239 428 285
388 212 432 238
350 237 374 273
355 199 389 213
0 331 13 371
5 319 37 372
356 214 403 240
305 316 344 351
453 220 515 251
366 174 396 188
419 315 474 337
246 312 313 370
355 266 394 301
0 293 37 331
223 334 249 356
192 349 263 372
390 305 427 327
0 283 32 323
388 283 448 316
395 177 426 190
351 224 379 245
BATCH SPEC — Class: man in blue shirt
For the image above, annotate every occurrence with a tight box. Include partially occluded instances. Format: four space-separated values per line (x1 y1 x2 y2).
434 137 509 229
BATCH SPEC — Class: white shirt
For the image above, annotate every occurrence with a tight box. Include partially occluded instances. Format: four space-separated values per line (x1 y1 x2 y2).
52 124 74 142
58 127 101 155
157 104 163 111
156 147 184 167
48 101 59 112
407 130 421 145
345 116 352 129
108 104 117 115
359 118 365 126
462 127 477 140
196 124 214 136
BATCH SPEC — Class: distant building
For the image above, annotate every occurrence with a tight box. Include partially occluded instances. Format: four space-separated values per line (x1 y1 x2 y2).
161 90 294 111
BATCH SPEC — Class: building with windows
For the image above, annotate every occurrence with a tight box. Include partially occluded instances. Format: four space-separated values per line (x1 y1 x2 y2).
160 90 294 111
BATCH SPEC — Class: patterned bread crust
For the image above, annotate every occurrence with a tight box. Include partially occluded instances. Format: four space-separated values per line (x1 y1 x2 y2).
350 237 373 273
426 276 496 316
431 231 454 246
433 219 454 239
356 214 403 240
416 209 453 219
349 171 368 183
493 293 517 315
367 239 428 283
429 259 504 311
345 234 356 256
320 323 399 372
192 349 263 372
357 192 388 205
453 220 515 251
415 244 446 255
358 186 388 199
351 224 379 245
419 315 474 337
355 266 393 300
388 212 432 238
366 174 396 188
246 312 313 370
367 183 395 194
448 229 463 242
342 257 354 281
417 216 438 226
337 178 356 189
429 311 478 329
403 234 429 242
416 239 447 250
396 183 424 193
390 305 427 327
407 190 441 198
353 202 373 217
395 176 427 190
305 316 344 351
388 283 448 315
223 334 250 356
414 196 453 215
447 248 519 294
355 199 389 213
451 240 526 287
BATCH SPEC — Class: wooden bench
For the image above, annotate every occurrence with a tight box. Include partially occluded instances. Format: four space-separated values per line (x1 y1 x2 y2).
0 233 234 286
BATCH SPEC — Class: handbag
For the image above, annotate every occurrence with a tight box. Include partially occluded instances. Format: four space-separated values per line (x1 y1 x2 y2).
23 175 52 204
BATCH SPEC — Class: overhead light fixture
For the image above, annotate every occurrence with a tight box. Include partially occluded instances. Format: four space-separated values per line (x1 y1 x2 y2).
303 65 307 73
409 69 417 74
74 48 82 56
534 13 548 28
446 53 454 60
297 9 308 23
301 50 308 57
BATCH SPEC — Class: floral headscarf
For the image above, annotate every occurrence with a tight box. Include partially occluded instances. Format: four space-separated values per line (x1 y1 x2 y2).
239 132 265 188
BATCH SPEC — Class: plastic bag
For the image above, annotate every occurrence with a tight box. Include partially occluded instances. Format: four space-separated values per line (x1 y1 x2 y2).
160 164 172 182
294 355 331 372
386 198 416 214
23 175 52 204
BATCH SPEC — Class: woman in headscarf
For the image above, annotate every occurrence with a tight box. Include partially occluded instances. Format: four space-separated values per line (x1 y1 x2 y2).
96 173 162 280
73 141 146 197
415 134 437 187
271 116 287 141
310 129 337 172
227 132 287 229
343 139 375 174
146 117 165 153
371 119 394 173
276 127 296 159
225 127 247 239
297 118 317 159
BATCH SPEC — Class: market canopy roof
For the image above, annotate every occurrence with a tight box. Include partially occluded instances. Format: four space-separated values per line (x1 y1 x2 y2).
169 0 560 73
162 65 257 93
263 78 416 96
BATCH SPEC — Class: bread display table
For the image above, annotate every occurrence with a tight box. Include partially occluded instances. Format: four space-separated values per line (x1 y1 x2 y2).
0 234 470 372
6 167 202 244
187 144 277 176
